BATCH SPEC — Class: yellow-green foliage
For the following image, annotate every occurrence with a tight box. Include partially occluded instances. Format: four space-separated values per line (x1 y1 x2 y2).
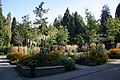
108 48 120 59
90 51 108 63
7 52 25 61
7 50 75 71
75 51 108 66
50 49 62 56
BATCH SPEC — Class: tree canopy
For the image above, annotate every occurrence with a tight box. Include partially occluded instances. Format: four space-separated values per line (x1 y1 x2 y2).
0 1 120 51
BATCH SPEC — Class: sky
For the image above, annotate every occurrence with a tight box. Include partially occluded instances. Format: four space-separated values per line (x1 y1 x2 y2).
2 0 120 24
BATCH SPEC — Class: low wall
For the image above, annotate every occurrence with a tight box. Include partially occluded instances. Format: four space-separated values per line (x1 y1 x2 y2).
16 63 65 77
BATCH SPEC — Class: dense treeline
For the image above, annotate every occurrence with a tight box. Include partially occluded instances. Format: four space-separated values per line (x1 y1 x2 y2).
0 2 69 52
0 1 120 54
54 4 120 49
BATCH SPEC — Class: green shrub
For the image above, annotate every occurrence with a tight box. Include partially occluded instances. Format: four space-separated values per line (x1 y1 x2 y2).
50 50 76 70
0 45 13 54
18 54 33 63
108 48 120 59
0 52 4 55
27 47 37 54
7 53 20 61
75 51 109 66
8 50 76 71
7 52 24 61
61 57 76 71
90 51 108 63
25 53 62 67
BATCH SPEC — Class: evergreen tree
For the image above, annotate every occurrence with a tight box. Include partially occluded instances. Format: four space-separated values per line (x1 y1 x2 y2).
11 17 17 45
0 1 11 48
53 15 62 28
57 9 87 45
100 5 112 49
115 3 120 18
61 8 75 44
0 1 4 47
72 12 86 46
115 3 120 43
61 8 74 35
11 17 17 37
62 8 71 28
11 17 23 46
0 1 3 30
100 5 112 35
74 12 86 35
6 12 12 46
53 18 60 28
69 13 75 38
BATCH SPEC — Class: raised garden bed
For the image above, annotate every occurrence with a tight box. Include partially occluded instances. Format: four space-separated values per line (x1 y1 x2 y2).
17 63 32 77
16 63 65 77
35 66 65 77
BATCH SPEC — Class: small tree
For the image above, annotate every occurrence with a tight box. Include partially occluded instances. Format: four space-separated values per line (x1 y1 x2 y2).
107 18 120 48
47 25 58 45
74 34 85 47
56 26 69 45
33 1 49 25
21 15 33 46
85 9 100 44
83 9 100 54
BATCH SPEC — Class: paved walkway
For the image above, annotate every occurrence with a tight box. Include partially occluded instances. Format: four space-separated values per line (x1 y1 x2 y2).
0 58 120 80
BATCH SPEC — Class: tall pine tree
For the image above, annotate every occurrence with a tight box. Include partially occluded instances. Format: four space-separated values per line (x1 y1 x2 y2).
6 12 12 46
0 0 4 47
11 17 23 46
61 8 75 44
115 3 120 43
74 12 85 35
0 0 3 30
100 5 112 35
115 3 120 18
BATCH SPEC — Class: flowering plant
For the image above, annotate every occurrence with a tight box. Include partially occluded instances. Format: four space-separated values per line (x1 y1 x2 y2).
108 48 120 59
50 49 62 56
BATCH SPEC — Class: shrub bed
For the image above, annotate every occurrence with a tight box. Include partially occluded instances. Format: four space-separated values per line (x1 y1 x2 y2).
7 50 76 71
7 52 30 64
108 48 120 59
75 51 109 66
